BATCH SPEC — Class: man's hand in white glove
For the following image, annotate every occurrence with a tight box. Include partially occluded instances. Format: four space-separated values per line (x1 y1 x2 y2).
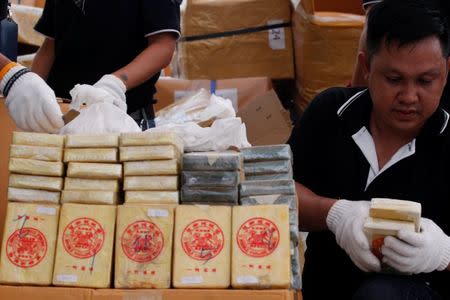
70 74 127 111
382 218 450 274
1 65 64 133
327 199 381 272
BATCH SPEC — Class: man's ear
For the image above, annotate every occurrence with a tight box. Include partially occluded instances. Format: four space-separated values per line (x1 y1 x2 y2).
358 51 370 79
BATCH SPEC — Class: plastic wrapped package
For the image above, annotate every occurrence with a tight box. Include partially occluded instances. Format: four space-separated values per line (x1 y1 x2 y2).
239 180 296 197
173 205 231 288
231 205 291 288
52 203 116 288
67 162 122 179
119 145 179 162
115 205 174 288
244 160 292 175
124 176 178 191
182 152 242 171
125 191 179 204
61 190 119 205
8 187 60 204
9 174 63 191
65 134 119 148
64 178 119 191
239 194 298 211
9 158 64 177
0 202 60 285
63 148 118 163
182 171 240 187
10 144 63 161
241 144 292 162
123 160 179 176
181 186 238 204
290 241 302 290
12 131 64 147
245 172 292 181
120 131 184 153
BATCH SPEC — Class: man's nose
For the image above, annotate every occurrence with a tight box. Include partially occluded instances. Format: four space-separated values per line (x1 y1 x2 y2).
398 82 419 104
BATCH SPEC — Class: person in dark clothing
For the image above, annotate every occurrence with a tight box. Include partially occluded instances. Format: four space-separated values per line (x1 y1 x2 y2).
289 0 450 298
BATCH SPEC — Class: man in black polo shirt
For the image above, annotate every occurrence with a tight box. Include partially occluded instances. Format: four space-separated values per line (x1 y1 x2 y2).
289 0 450 298
32 0 180 130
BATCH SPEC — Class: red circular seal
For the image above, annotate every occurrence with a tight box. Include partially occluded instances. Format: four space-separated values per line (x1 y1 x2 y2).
237 217 280 258
6 227 47 268
121 220 164 263
181 219 224 261
63 218 105 259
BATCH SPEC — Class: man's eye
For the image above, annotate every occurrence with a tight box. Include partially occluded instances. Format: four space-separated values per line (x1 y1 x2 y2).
418 78 432 85
386 76 401 83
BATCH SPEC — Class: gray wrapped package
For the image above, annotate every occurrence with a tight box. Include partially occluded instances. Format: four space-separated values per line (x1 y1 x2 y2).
10 144 63 162
125 191 179 204
119 145 179 162
64 178 120 191
182 152 242 171
63 148 118 163
8 187 60 204
241 144 292 162
244 160 292 175
9 158 64 177
290 241 302 290
61 190 119 205
123 160 179 176
67 162 122 179
9 174 63 191
245 172 292 181
239 180 296 197
181 186 238 203
182 171 239 187
12 131 64 147
65 134 119 148
239 194 297 211
124 176 179 191
120 131 184 153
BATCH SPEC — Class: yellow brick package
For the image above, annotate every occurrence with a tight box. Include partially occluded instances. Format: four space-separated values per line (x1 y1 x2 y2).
61 190 119 205
115 205 174 288
67 162 122 179
12 132 64 148
369 198 421 231
120 131 184 153
173 205 231 288
9 158 64 177
119 145 179 162
63 148 118 163
10 144 63 161
53 203 116 288
9 174 63 191
8 187 60 204
64 178 120 192
232 205 291 288
124 160 179 176
124 176 179 191
125 191 179 205
65 134 119 148
0 202 60 285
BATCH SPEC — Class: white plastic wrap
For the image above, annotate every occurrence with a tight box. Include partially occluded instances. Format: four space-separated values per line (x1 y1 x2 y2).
124 176 179 191
61 190 119 205
125 191 179 204
123 160 179 176
9 174 63 191
119 131 184 153
12 131 64 148
119 145 179 162
8 187 60 204
9 158 64 177
64 178 120 191
10 144 63 162
67 162 122 179
65 134 119 148
63 148 118 163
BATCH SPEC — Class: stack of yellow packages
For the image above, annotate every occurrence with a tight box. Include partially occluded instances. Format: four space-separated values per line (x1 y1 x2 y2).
114 131 183 288
0 132 63 285
53 134 119 288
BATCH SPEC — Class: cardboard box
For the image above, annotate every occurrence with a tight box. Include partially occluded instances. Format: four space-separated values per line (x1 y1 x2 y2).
238 90 292 146
154 77 272 112
178 0 294 80
0 285 300 300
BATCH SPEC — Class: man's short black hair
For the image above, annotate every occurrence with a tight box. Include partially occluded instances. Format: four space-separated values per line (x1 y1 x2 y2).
366 0 449 60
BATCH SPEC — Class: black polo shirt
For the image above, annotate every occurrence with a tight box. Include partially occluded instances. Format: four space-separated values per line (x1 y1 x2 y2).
288 87 450 299
34 0 180 115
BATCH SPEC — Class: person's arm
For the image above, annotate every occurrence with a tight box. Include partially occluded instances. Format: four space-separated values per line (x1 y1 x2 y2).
112 33 176 90
31 37 55 80
0 53 11 69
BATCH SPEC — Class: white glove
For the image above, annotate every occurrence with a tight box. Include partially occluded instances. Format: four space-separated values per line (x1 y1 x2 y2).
382 218 450 274
327 199 381 272
69 74 127 112
1 65 64 133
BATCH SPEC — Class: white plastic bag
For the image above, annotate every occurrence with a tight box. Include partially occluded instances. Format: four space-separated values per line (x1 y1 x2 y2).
59 102 141 134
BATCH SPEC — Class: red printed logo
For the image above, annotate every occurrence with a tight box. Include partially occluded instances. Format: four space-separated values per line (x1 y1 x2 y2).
181 219 224 261
237 217 280 257
63 218 105 259
372 237 385 259
121 220 164 263
7 227 47 268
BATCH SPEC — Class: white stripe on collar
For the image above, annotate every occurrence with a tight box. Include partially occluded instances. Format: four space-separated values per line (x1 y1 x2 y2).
440 109 449 134
337 89 368 117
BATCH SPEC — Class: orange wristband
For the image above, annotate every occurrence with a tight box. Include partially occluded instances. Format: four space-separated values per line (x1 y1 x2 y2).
0 62 18 81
